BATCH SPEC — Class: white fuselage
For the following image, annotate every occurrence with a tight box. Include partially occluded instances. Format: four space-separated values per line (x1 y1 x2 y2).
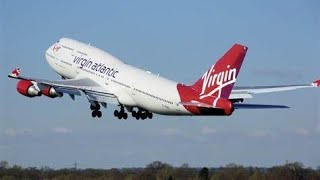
45 38 190 115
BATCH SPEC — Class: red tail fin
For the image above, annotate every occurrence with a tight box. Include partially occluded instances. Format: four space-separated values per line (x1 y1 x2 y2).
191 44 248 99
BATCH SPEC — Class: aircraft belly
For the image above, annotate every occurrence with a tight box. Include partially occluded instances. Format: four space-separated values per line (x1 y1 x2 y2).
130 84 190 115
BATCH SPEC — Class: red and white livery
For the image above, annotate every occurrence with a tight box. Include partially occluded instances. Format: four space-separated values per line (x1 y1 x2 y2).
8 38 319 120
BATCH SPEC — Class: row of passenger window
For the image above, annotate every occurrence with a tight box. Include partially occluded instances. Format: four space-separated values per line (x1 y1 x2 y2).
46 52 55 59
111 79 131 88
61 45 74 51
61 60 72 66
77 51 87 56
133 88 173 105
61 45 87 56
81 68 95 75
70 57 173 105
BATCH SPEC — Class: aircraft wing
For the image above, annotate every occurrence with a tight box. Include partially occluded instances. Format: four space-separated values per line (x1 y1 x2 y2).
230 79 320 99
8 68 119 104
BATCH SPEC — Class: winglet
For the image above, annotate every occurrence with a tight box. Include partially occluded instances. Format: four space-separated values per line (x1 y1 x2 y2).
311 79 320 87
8 68 21 78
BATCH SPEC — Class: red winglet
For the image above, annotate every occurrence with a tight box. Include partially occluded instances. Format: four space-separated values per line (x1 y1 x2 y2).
312 79 320 87
8 68 21 78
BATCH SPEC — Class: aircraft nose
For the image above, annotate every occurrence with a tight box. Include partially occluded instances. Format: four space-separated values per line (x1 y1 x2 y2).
46 45 53 54
46 40 61 54
45 44 57 62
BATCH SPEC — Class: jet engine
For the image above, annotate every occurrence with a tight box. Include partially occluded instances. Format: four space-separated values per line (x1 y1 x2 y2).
16 80 41 97
42 86 62 98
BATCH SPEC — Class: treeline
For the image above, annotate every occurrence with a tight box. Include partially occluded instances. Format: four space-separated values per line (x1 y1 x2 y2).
0 160 319 180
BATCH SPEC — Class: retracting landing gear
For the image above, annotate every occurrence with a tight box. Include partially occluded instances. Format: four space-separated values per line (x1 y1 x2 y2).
91 104 102 118
114 105 128 120
132 109 153 120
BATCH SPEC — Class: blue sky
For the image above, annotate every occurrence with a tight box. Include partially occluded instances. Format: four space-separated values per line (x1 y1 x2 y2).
0 0 319 169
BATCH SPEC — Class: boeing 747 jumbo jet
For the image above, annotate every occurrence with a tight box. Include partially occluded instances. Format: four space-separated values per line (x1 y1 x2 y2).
8 38 320 120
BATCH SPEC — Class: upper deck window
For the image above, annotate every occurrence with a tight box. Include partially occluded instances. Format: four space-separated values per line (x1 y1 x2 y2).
61 45 74 51
77 51 87 56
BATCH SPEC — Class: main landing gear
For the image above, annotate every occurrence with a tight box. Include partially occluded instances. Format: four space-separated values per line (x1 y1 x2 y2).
91 104 102 118
114 105 128 120
113 106 153 120
89 102 153 120
132 109 153 120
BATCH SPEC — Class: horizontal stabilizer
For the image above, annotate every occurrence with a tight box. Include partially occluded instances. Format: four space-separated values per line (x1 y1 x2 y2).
231 78 320 100
234 103 289 109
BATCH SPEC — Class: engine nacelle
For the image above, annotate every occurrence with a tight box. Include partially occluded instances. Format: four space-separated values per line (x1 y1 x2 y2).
16 80 41 97
41 86 63 98
214 98 234 116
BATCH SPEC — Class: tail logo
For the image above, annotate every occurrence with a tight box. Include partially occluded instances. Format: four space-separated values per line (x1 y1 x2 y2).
199 64 236 99
53 44 61 52
9 68 21 78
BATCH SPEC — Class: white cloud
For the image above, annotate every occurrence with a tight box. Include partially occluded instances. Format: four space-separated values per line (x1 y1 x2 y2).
52 127 72 134
3 128 32 137
295 128 309 136
201 126 217 135
160 128 180 136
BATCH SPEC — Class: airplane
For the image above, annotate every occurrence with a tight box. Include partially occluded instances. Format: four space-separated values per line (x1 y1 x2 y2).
8 38 320 120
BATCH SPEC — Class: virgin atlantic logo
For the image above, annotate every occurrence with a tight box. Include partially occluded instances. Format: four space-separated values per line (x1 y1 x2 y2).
53 44 61 52
199 64 237 99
